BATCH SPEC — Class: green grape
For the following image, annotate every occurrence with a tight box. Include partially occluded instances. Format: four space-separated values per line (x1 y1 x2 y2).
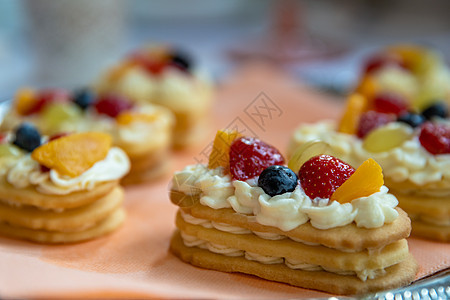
41 103 82 130
0 144 23 165
363 124 412 153
288 140 332 173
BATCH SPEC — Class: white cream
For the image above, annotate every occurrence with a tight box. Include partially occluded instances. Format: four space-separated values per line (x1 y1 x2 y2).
6 147 130 195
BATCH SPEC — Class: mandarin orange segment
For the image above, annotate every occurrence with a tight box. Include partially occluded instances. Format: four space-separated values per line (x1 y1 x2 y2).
208 130 242 172
15 88 36 115
116 111 158 125
355 75 378 101
31 132 112 177
330 158 384 204
337 93 368 134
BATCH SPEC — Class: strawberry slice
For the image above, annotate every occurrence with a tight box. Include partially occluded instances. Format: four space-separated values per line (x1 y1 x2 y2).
298 155 355 199
229 137 284 181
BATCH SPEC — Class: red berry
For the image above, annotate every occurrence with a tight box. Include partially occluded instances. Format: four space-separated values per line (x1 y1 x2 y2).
130 52 167 75
298 155 355 199
0 133 6 143
27 89 69 115
94 95 134 118
357 111 394 138
419 122 450 155
373 93 409 116
49 132 69 141
363 54 407 74
229 137 284 181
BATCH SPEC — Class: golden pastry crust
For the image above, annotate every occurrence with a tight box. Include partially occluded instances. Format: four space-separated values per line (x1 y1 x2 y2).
170 230 419 295
410 219 450 242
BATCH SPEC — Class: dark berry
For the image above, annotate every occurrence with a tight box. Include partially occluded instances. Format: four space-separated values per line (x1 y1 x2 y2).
170 50 192 71
94 94 134 118
12 123 41 152
73 88 96 110
357 111 394 138
397 113 426 128
373 93 409 116
422 102 448 120
229 137 284 181
419 122 450 155
258 165 298 197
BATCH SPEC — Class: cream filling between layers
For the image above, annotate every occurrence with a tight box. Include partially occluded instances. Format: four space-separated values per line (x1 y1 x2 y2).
179 231 387 281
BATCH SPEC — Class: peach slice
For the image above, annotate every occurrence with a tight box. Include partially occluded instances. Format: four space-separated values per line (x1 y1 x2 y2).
337 93 368 134
330 158 384 204
15 88 36 115
116 111 157 125
208 130 242 172
31 132 112 177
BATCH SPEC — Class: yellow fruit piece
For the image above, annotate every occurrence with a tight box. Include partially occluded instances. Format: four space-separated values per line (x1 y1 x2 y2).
355 75 378 101
363 124 412 153
15 88 36 115
331 158 384 204
337 93 368 134
288 140 332 174
31 132 112 177
208 130 242 172
116 111 157 125
387 44 425 72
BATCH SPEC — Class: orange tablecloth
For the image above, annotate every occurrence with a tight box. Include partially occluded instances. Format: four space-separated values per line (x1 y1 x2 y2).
1 63 449 299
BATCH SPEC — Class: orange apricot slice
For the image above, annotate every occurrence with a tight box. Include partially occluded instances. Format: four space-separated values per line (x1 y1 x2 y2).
355 75 378 102
116 111 157 125
31 132 112 177
208 130 242 172
15 88 36 115
330 158 384 204
337 93 368 134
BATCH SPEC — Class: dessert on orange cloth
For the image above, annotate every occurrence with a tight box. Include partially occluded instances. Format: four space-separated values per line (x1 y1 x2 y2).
288 45 450 242
0 124 130 243
0 88 174 184
169 130 418 295
94 45 214 148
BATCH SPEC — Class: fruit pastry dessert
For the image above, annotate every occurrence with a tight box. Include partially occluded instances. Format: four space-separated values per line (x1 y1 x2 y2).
288 45 450 242
0 88 174 184
94 45 213 148
169 130 418 295
0 123 130 243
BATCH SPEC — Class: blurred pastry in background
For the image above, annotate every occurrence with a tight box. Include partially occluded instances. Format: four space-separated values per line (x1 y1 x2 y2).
0 88 174 184
94 45 214 149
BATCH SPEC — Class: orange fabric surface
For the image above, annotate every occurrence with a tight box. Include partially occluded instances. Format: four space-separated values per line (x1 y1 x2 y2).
1 62 449 299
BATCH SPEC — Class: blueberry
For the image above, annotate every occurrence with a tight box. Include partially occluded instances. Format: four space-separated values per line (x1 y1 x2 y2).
13 123 41 152
258 165 298 197
397 112 426 128
422 102 448 120
170 50 192 71
73 88 96 110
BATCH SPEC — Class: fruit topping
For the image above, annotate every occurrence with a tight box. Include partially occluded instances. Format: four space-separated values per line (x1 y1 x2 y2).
73 88 96 110
363 54 407 74
31 132 112 177
130 50 169 75
15 88 36 115
373 93 408 116
169 50 191 72
355 75 379 101
397 112 426 128
26 89 69 115
419 122 450 155
94 94 134 118
298 155 355 199
337 93 368 134
0 144 22 160
116 111 157 125
49 132 69 141
357 111 394 138
288 140 332 173
421 102 448 120
41 103 82 130
208 130 242 172
331 158 384 204
258 165 298 197
363 123 412 153
229 137 284 181
12 123 41 152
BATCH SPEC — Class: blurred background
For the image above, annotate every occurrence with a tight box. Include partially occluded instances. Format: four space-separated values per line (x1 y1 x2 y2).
0 0 449 99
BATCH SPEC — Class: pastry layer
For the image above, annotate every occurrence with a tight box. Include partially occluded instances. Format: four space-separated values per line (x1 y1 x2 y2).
122 157 172 185
0 187 123 231
171 192 411 251
410 219 450 242
0 208 125 243
170 230 418 295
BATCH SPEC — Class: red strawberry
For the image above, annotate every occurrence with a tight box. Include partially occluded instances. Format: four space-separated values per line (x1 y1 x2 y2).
357 111 394 138
130 52 167 75
373 93 409 116
298 155 355 199
419 122 450 155
94 94 134 118
229 137 284 181
26 89 70 115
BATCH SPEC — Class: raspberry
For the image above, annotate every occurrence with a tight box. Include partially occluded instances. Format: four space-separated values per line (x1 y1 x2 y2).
419 122 450 155
229 137 284 181
94 94 134 118
357 111 394 138
373 93 409 116
298 155 355 199
26 89 69 115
